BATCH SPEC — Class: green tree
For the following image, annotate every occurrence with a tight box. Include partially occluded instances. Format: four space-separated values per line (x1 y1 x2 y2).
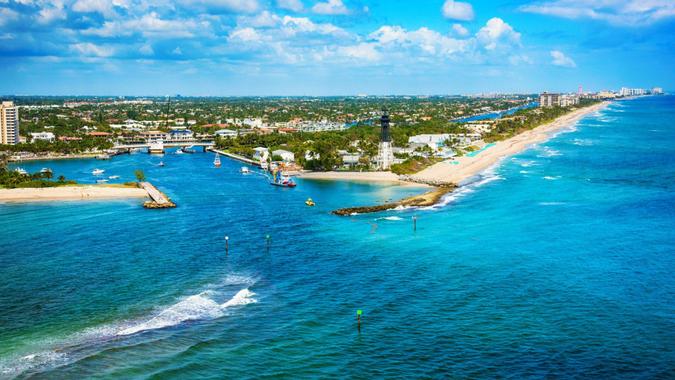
134 169 146 182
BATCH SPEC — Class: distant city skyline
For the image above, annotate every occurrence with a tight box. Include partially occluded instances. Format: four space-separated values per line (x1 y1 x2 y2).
1 0 674 96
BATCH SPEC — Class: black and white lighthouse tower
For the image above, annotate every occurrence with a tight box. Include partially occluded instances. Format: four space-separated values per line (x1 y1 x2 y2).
377 108 394 170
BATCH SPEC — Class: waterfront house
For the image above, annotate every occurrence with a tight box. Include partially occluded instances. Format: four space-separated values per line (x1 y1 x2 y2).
168 129 194 141
30 132 55 142
272 149 295 163
253 147 269 161
215 129 237 138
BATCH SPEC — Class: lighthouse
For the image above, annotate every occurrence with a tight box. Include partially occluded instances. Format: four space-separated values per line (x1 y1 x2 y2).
376 109 394 170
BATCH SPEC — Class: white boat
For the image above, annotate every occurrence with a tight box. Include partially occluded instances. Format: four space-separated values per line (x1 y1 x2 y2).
15 168 28 175
175 149 184 155
96 179 108 183
92 169 105 175
40 167 52 174
214 153 221 168
108 175 120 180
159 161 165 167
240 166 250 174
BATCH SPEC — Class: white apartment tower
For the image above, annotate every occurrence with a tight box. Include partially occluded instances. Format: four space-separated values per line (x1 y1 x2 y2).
0 101 19 145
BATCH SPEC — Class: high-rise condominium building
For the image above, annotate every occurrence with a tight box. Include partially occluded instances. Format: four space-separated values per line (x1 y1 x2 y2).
0 101 19 145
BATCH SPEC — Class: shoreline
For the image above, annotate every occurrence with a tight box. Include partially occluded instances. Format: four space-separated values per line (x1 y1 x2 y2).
8 153 100 162
330 101 609 215
298 171 428 187
411 101 610 186
0 184 149 203
333 186 455 215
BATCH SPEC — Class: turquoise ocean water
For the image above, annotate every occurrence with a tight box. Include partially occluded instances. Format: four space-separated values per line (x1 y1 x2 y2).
1 96 674 378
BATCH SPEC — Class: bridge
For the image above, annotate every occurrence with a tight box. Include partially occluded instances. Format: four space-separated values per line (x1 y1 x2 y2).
113 139 215 153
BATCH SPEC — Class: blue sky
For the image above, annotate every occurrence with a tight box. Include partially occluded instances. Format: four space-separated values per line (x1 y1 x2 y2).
1 0 673 95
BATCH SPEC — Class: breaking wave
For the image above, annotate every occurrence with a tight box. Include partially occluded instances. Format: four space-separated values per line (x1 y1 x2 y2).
0 275 257 378
418 165 504 210
536 146 562 158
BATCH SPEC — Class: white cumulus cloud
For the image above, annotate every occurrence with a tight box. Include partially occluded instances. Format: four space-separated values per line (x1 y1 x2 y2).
70 42 114 57
277 0 303 12
550 50 576 67
476 17 521 50
441 0 474 21
312 0 349 15
521 0 675 26
451 23 469 36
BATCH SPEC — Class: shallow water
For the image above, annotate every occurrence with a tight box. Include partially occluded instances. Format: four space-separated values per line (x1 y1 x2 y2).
1 96 674 378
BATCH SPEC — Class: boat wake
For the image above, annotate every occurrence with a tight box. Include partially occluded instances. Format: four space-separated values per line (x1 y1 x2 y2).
117 288 256 336
375 216 403 221
0 275 257 378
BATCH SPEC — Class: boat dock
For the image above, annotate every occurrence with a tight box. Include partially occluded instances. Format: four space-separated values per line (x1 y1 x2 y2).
208 148 261 167
140 182 176 208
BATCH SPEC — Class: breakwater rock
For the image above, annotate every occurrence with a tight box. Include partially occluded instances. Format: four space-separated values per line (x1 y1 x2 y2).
333 185 456 216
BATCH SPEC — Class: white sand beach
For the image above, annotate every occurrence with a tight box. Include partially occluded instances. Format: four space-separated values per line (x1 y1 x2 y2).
0 185 149 202
411 102 609 185
299 102 608 188
299 171 424 185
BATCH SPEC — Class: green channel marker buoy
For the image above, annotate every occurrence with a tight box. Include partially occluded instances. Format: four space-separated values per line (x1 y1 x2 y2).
357 309 362 316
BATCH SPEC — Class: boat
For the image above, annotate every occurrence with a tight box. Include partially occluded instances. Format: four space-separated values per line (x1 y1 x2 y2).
175 149 184 155
15 168 28 175
181 147 196 154
108 175 120 180
96 179 108 184
40 168 52 174
240 166 250 174
92 169 105 175
269 170 296 188
305 198 315 206
159 161 165 167
214 153 221 168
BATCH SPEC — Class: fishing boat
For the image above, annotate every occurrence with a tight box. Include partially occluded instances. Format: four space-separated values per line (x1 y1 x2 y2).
214 153 221 168
269 170 296 188
240 166 250 174
15 168 28 175
92 169 105 175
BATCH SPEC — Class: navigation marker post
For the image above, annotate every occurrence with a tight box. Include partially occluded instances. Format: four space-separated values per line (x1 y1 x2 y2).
225 235 229 256
266 234 271 253
356 309 362 332
412 215 417 232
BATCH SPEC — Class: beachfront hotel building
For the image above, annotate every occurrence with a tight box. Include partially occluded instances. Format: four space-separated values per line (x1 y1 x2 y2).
539 93 579 108
0 101 19 145
539 92 560 107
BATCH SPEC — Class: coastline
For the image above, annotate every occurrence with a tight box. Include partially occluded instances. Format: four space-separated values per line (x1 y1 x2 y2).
298 171 427 186
8 153 100 162
411 101 610 185
329 101 609 215
0 184 149 202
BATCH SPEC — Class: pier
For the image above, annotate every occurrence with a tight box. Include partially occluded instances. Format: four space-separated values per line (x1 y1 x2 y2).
209 148 262 167
140 182 176 208
113 139 215 154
